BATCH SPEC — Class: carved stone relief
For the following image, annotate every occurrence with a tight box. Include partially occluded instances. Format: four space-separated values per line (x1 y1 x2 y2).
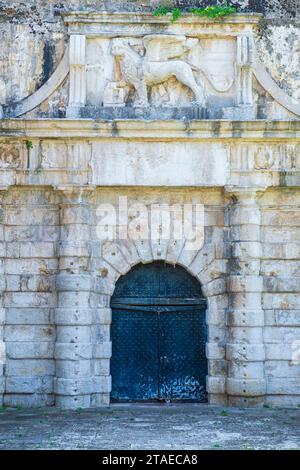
0 143 22 169
84 34 237 110
107 35 206 107
233 144 300 171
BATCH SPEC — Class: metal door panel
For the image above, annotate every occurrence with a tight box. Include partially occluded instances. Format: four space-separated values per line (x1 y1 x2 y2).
158 309 207 402
111 309 159 401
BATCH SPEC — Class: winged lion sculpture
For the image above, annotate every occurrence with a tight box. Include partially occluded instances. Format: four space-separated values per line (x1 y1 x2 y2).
110 35 206 107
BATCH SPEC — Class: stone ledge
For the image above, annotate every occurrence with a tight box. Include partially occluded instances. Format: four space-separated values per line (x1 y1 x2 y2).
2 119 300 140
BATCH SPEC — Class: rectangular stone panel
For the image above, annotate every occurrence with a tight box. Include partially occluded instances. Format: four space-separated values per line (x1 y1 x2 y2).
91 141 229 186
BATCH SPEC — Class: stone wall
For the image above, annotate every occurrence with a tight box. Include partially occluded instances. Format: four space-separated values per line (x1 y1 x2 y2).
1 188 58 407
1 184 300 407
260 189 300 406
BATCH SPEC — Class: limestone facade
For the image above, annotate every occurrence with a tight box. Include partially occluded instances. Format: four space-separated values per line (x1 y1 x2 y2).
1 5 300 408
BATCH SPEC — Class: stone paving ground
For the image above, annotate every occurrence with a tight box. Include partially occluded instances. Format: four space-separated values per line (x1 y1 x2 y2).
0 404 299 450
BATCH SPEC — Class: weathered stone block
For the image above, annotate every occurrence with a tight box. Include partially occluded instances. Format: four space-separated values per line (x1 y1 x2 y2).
264 326 300 343
229 327 263 343
56 326 91 343
4 394 54 408
232 242 262 259
228 275 263 293
55 360 91 378
55 308 93 326
6 342 54 359
93 308 112 325
263 293 300 310
6 376 53 393
228 361 265 379
93 342 112 359
206 308 226 327
4 292 56 308
56 274 93 292
55 395 91 409
90 393 110 407
5 359 55 377
227 309 264 327
5 308 53 325
54 377 94 395
265 309 300 327
55 343 93 360
93 360 110 376
227 378 267 396
267 378 300 395
206 376 226 394
226 343 265 362
4 325 55 342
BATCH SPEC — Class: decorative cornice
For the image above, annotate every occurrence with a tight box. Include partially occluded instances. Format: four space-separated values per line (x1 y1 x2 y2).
63 11 262 25
1 119 300 141
62 11 262 37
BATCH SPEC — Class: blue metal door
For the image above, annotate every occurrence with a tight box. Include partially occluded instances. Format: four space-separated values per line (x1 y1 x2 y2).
111 262 207 402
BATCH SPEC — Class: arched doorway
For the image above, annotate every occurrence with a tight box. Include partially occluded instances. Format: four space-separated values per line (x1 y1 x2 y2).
110 261 208 402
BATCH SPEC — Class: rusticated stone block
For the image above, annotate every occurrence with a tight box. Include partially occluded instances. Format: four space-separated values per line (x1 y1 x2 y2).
55 360 91 378
93 342 112 359
4 394 54 408
90 393 110 407
55 343 93 360
54 377 94 395
4 325 55 342
6 342 54 359
227 378 267 397
226 343 265 362
6 376 53 394
206 342 226 360
56 326 91 343
5 359 55 377
55 395 91 409
227 309 264 327
55 308 94 326
93 308 112 325
206 376 226 394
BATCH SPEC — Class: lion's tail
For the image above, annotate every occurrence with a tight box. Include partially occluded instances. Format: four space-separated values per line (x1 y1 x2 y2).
187 61 234 93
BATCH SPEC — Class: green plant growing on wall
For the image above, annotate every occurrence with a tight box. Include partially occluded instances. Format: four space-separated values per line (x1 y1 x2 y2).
25 140 33 150
153 1 238 22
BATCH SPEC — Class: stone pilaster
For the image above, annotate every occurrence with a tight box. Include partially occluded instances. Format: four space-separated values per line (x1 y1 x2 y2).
66 35 86 118
54 186 95 409
226 189 266 406
236 34 254 107
0 191 5 406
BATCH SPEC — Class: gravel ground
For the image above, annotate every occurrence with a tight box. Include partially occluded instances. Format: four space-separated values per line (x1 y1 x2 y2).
0 404 299 450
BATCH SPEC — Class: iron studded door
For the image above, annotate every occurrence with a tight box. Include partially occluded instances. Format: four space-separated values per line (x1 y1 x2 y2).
111 262 207 402
158 306 207 401
111 307 159 401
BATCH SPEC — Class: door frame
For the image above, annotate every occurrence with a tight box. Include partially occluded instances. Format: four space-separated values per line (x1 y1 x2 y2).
110 262 209 403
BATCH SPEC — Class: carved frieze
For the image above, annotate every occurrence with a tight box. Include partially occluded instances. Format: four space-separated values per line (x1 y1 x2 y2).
233 144 300 171
0 143 23 169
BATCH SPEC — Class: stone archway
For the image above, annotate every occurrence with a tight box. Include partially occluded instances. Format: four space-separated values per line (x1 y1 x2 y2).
94 234 229 407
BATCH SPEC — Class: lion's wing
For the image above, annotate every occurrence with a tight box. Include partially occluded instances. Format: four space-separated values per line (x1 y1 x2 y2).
143 34 198 61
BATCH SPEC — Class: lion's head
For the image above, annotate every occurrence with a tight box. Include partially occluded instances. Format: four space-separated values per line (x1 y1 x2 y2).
111 39 130 57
